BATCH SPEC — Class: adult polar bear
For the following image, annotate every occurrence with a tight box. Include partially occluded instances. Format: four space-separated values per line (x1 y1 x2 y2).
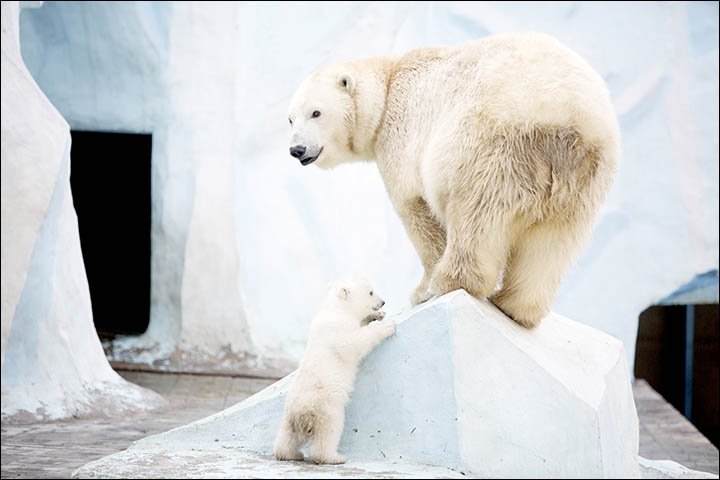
288 33 619 328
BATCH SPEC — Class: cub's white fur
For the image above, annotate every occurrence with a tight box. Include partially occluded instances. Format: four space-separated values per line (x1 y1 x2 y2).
273 276 395 464
288 33 619 328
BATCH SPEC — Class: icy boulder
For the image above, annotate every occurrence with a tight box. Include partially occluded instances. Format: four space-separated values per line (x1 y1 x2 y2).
1 0 164 423
73 291 716 478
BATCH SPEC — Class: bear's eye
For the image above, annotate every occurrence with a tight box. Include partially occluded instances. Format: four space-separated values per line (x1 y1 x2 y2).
312 110 321 118
288 117 293 126
370 291 373 296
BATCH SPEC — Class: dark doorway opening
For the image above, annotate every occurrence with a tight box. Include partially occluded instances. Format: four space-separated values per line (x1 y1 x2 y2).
635 304 719 447
70 131 151 336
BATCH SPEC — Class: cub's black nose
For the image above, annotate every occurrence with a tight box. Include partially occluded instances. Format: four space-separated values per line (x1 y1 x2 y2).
290 145 306 159
381 301 385 307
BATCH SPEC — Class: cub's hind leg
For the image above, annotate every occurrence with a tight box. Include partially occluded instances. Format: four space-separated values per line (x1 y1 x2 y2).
273 418 306 461
308 404 347 465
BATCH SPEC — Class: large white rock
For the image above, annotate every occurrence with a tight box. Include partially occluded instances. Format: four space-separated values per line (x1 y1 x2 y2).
1 0 165 423
72 292 716 479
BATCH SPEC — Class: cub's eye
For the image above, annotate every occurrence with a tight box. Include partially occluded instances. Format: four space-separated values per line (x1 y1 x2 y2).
288 118 293 125
370 291 373 296
312 110 321 118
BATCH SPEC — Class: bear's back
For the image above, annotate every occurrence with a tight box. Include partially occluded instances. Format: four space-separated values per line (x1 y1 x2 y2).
388 32 617 147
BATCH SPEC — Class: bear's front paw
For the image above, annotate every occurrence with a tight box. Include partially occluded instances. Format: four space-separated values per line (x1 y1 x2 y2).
411 284 434 306
427 263 463 298
361 310 385 326
410 274 433 306
367 310 385 322
373 319 396 339
429 250 496 299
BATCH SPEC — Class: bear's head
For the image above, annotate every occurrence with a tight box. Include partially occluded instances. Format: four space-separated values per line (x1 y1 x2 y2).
329 275 385 319
287 68 357 169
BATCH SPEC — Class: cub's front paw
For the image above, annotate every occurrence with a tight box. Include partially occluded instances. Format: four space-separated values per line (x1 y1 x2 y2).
373 319 396 339
367 311 385 322
362 310 385 326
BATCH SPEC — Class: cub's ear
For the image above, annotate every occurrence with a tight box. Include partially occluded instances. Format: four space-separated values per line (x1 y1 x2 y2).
337 287 351 301
337 72 355 94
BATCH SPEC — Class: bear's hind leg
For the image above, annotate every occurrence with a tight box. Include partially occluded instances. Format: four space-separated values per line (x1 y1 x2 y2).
308 405 347 465
427 195 510 301
273 419 306 461
491 217 590 328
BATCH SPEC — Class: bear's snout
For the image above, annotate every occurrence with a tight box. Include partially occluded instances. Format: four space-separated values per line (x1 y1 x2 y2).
290 145 306 159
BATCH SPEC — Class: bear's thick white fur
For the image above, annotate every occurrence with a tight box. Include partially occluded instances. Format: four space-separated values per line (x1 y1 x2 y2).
288 33 619 328
273 276 394 464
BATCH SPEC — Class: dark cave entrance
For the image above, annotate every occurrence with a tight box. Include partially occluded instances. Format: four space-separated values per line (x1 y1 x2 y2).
69 130 152 336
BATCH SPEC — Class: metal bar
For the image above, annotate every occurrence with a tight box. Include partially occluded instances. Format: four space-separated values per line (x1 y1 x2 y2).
684 304 695 420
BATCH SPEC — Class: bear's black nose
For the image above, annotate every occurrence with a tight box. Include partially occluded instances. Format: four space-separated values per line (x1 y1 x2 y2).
381 301 385 307
290 145 306 159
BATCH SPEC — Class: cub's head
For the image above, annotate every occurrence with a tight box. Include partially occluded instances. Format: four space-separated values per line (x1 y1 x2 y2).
329 275 384 319
287 68 356 169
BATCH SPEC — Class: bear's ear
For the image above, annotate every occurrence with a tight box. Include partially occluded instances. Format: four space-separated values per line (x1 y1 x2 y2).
337 286 351 301
337 72 355 95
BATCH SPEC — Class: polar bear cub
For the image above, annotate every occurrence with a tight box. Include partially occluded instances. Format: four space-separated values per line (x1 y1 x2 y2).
274 275 395 464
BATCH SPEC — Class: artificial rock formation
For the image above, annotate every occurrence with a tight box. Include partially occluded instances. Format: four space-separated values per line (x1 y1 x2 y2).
1 0 164 423
73 292 716 478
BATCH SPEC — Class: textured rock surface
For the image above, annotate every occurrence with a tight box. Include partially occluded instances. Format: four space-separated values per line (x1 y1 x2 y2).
74 292 716 478
1 0 164 423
